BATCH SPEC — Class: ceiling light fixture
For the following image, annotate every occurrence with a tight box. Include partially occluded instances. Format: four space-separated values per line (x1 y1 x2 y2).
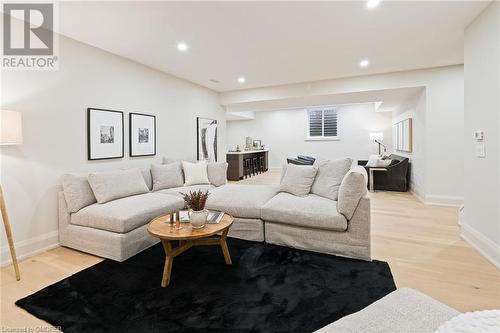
237 76 246 84
366 0 381 9
359 59 370 68
177 42 188 52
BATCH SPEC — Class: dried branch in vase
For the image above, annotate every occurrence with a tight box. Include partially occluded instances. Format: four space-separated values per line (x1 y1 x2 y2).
179 190 209 211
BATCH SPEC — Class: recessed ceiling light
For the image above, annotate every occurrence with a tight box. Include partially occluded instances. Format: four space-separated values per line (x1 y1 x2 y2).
366 0 381 9
177 42 188 52
359 59 370 68
237 76 246 84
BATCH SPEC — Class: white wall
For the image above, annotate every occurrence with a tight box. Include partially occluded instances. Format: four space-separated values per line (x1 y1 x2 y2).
227 104 392 168
221 65 464 206
392 91 427 199
0 35 226 265
463 2 500 268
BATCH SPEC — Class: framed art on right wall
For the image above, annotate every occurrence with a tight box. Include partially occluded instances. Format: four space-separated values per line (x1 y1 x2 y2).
393 118 413 153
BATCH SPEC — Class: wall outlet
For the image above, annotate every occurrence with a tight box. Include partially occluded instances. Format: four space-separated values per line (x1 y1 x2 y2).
474 130 485 141
475 143 486 158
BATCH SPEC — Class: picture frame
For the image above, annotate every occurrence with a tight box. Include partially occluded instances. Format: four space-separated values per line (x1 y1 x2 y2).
87 108 124 160
197 117 218 162
129 112 156 157
392 118 413 153
253 140 262 149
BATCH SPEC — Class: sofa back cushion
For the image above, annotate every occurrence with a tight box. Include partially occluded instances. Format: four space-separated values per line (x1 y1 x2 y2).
279 164 318 197
88 169 149 203
61 174 97 213
337 166 368 220
182 161 211 186
151 162 184 191
311 158 352 201
207 162 228 187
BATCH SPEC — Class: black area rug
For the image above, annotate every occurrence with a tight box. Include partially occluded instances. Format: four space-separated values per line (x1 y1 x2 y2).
16 239 396 333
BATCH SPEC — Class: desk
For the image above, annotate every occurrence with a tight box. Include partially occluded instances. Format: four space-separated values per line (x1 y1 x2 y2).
226 150 269 181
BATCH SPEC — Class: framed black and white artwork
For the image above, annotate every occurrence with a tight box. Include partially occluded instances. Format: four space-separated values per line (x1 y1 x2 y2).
87 108 124 160
129 113 156 157
197 117 218 162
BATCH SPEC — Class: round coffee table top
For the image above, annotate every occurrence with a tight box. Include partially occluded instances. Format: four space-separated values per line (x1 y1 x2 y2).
148 212 234 241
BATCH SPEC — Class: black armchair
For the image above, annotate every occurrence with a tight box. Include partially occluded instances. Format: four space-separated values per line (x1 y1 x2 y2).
358 154 410 192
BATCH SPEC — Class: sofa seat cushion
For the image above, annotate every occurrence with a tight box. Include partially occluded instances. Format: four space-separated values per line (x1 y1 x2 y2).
156 184 215 198
262 192 347 232
70 193 185 233
206 184 279 219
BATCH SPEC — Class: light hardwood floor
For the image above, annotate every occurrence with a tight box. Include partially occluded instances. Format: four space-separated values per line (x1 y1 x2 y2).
1 169 499 329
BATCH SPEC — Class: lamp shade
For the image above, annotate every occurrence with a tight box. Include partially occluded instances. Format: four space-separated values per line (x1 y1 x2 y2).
369 132 383 141
0 110 23 145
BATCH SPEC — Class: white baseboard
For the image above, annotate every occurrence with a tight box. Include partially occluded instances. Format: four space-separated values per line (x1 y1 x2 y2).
424 194 463 207
461 223 500 269
0 230 60 267
409 181 463 207
409 181 425 203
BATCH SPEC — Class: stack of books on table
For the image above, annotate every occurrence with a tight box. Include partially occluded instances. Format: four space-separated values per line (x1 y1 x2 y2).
206 210 224 224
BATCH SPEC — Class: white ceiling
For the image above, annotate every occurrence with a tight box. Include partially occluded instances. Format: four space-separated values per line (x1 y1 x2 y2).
57 1 489 92
226 86 424 120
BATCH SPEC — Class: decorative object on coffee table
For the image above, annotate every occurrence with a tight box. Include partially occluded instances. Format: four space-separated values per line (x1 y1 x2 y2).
148 212 234 287
197 117 218 162
129 112 156 157
169 211 183 230
87 108 124 160
180 190 209 229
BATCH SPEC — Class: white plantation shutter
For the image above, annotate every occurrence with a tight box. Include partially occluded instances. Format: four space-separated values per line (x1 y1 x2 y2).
306 107 338 139
308 110 323 137
323 108 338 137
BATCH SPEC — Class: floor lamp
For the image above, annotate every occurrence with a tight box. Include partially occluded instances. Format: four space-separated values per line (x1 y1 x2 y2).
0 110 22 281
370 132 387 155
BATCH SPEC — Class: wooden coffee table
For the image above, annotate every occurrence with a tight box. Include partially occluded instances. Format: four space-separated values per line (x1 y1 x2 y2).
147 212 234 287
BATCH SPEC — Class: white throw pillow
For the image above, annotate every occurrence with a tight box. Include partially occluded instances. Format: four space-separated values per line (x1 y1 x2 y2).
365 154 380 167
61 174 97 213
365 155 392 168
311 158 352 201
88 169 149 204
182 161 211 186
151 162 184 191
376 159 392 167
207 162 228 187
279 164 318 197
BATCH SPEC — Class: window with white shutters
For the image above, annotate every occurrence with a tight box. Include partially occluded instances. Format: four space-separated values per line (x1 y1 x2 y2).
305 107 339 140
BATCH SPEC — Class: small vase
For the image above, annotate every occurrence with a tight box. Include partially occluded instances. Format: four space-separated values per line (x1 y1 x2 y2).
189 209 208 229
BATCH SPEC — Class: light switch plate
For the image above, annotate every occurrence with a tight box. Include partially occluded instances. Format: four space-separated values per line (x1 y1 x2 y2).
476 143 486 158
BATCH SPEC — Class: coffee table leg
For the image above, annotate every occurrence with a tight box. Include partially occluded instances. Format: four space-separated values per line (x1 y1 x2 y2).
161 240 173 287
220 228 232 265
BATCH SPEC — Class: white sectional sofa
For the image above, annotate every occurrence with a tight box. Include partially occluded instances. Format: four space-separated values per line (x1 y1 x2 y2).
59 159 371 261
315 288 460 333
